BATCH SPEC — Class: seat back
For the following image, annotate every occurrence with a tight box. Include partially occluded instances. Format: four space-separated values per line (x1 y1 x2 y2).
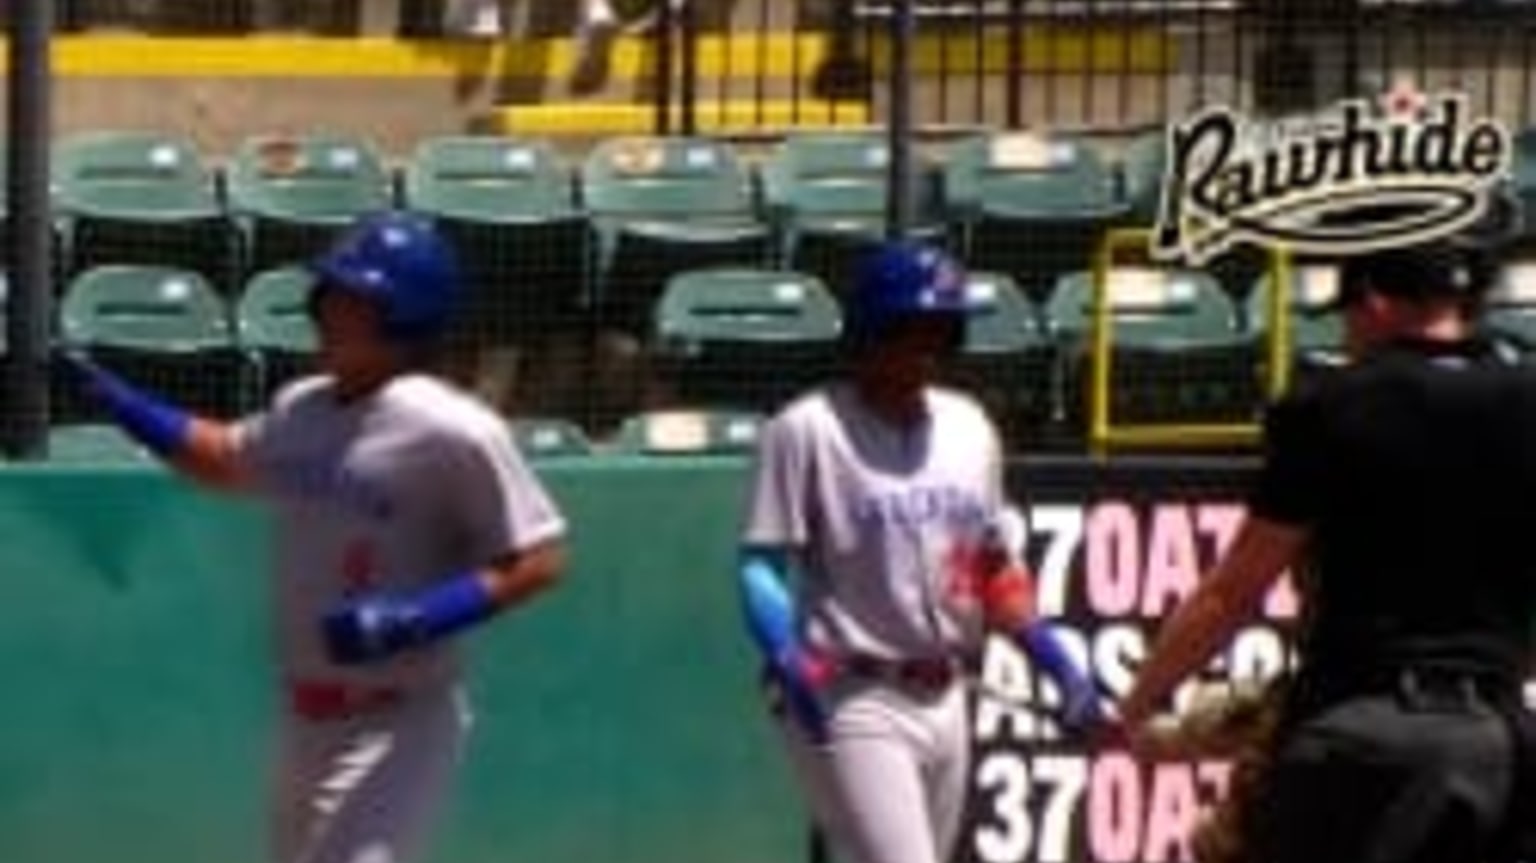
235 267 318 405
227 134 394 274
46 423 153 463
58 265 242 418
582 136 755 221
510 417 594 459
653 268 841 412
55 130 234 287
1048 267 1256 428
405 135 578 222
945 130 1120 217
613 408 765 456
55 131 220 217
228 133 393 222
60 265 232 352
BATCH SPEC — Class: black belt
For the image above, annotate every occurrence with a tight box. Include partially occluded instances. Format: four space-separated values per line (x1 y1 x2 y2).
841 654 973 690
1294 665 1520 718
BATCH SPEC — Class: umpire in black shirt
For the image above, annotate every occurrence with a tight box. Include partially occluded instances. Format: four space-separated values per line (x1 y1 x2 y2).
1115 222 1535 862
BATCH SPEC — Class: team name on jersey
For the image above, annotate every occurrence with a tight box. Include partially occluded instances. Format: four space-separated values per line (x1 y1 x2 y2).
854 485 989 529
267 456 395 521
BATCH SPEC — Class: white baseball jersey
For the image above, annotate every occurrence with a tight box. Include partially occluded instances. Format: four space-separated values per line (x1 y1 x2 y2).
741 381 1006 661
234 372 567 691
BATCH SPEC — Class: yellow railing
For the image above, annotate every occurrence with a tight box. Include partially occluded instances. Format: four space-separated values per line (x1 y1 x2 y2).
1086 228 1294 457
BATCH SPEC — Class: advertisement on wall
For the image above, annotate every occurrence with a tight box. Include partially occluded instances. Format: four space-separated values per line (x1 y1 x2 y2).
963 457 1296 863
951 85 1527 863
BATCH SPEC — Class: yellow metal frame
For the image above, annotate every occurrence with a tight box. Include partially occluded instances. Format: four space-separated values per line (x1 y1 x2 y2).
1086 228 1295 456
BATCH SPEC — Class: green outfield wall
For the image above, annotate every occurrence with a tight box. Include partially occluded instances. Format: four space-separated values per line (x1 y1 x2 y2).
0 458 802 863
0 455 1397 863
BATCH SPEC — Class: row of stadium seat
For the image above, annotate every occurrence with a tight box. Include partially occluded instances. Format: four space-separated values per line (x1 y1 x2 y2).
20 126 1536 346
0 128 1463 333
16 253 1536 451
1 259 1378 432
40 408 769 464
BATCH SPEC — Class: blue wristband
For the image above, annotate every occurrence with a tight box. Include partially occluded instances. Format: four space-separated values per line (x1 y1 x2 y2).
413 571 499 642
74 357 192 457
1017 621 1101 722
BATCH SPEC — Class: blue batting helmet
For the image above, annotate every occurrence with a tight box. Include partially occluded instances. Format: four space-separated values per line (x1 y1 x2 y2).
309 211 464 342
845 240 971 349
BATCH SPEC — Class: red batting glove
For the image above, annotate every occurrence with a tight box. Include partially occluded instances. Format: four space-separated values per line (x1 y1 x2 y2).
983 566 1038 631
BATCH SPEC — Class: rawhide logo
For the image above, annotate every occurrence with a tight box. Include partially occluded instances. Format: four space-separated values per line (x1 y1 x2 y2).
1151 88 1512 266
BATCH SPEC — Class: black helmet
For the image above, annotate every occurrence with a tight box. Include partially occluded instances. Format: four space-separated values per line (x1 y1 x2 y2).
1331 186 1522 310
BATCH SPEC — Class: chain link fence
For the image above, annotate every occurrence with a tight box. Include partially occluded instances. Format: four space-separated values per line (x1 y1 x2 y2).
3 1 1535 459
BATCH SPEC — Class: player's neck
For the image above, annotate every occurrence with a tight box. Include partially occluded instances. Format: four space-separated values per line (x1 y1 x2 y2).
333 366 403 403
851 377 928 428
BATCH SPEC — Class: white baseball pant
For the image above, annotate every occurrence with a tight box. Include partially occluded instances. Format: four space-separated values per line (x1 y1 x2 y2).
776 679 972 863
271 683 472 863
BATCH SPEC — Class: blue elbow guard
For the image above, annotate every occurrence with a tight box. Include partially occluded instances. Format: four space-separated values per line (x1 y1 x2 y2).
1017 621 1102 729
740 553 798 663
413 571 499 641
739 551 828 742
65 354 192 457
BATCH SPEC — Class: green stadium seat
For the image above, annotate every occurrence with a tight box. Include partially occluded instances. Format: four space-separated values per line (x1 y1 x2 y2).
235 266 318 407
1245 262 1348 380
1112 125 1271 306
1478 258 1536 359
54 131 236 292
581 136 769 337
403 135 591 347
612 407 765 456
56 265 243 422
226 134 394 277
759 130 946 294
1513 126 1536 242
942 271 1058 446
651 268 841 414
944 130 1128 306
509 416 594 459
45 423 153 463
1118 127 1167 226
1047 266 1258 432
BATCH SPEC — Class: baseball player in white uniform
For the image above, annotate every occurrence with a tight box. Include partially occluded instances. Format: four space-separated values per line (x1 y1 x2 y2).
736 241 1103 863
61 211 569 863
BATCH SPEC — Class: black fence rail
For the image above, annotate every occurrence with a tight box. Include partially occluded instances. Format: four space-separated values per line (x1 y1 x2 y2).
32 2 1536 134
646 0 1536 137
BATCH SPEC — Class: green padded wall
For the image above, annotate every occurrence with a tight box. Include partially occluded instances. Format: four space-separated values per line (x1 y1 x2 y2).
0 459 804 863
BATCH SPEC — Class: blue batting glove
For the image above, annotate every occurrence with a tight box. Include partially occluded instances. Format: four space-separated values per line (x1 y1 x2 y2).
321 572 497 665
765 649 832 744
322 596 429 664
1017 620 1107 735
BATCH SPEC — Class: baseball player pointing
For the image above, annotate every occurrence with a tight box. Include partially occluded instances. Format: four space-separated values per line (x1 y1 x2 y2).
61 212 569 863
737 241 1101 863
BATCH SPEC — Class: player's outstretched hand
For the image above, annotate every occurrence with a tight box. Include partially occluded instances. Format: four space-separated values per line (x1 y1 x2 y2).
322 595 428 664
53 348 193 458
56 349 125 405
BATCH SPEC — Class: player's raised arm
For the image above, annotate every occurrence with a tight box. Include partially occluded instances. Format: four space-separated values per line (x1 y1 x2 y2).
55 351 251 490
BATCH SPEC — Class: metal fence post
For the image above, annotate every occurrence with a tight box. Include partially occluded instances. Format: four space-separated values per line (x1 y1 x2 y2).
886 0 916 241
6 0 54 458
